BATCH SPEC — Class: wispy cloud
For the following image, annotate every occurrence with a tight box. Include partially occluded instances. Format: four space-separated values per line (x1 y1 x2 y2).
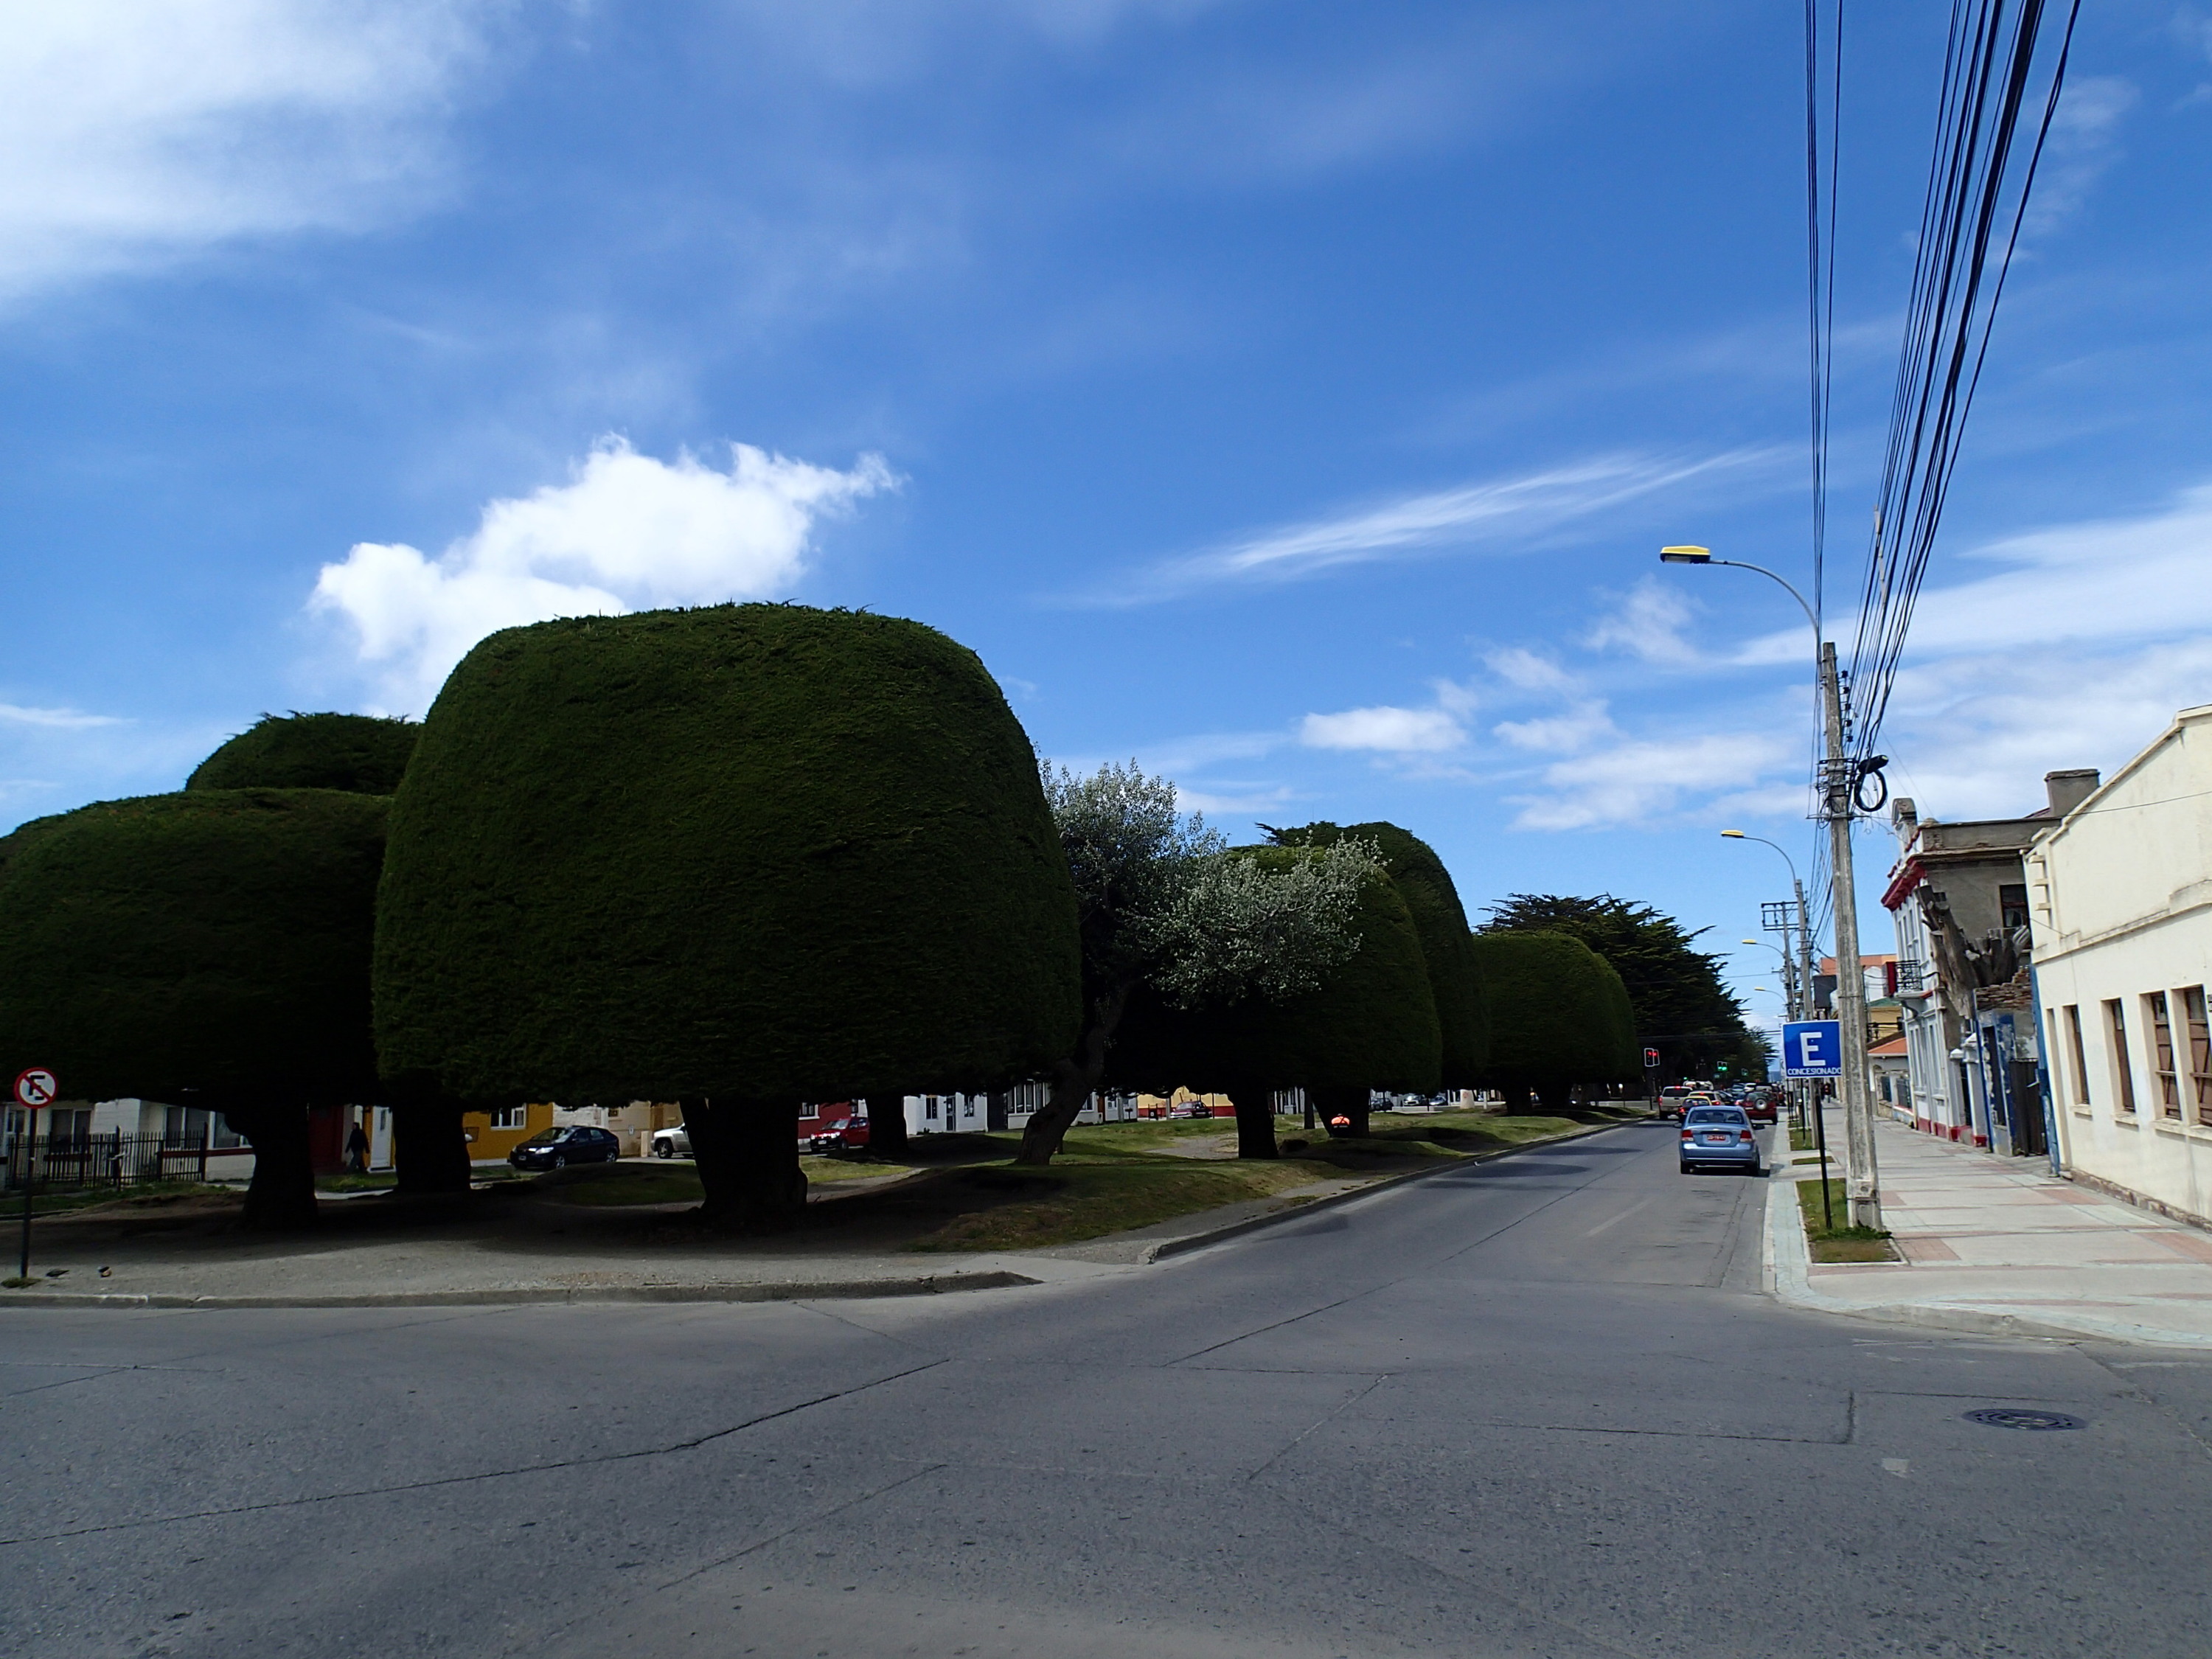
0 0 488 305
0 703 126 730
1066 448 1777 606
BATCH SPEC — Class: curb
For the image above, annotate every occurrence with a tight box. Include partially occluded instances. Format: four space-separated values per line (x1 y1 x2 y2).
1142 1116 1644 1263
0 1269 1040 1312
1761 1177 2212 1349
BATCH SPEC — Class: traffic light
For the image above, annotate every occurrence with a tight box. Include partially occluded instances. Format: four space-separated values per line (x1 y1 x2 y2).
1643 1047 1660 1068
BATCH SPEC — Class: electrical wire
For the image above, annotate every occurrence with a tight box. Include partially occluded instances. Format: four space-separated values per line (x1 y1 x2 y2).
1846 0 2082 770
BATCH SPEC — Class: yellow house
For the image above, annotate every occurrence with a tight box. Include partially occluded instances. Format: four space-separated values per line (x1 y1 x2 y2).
460 1101 555 1162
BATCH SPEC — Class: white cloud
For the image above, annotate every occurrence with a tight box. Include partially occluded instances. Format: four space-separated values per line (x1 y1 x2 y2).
0 703 125 730
311 437 896 712
0 1 489 304
2026 75 2138 236
1507 731 1795 832
1586 575 1700 667
1299 704 1466 754
1079 449 1775 605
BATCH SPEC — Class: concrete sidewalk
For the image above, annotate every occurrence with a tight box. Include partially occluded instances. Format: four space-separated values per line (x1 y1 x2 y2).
1767 1105 2212 1346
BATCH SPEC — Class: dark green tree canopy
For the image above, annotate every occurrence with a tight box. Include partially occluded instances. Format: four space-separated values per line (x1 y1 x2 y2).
1481 892 1752 1074
0 789 386 1105
1467 929 1621 1096
373 602 1082 1105
189 712 420 795
1111 851 1441 1096
1265 820 1487 1082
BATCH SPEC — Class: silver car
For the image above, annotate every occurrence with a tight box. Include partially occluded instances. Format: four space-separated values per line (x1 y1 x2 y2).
1679 1105 1761 1175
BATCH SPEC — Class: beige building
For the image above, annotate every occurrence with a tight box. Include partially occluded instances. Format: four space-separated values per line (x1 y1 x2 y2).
2030 705 2212 1228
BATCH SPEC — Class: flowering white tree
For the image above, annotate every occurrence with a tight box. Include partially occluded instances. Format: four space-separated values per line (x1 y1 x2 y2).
1012 762 1376 1166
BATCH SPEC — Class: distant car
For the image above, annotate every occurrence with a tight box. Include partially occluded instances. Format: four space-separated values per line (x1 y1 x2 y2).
1746 1090 1780 1124
510 1125 622 1171
1680 1105 1761 1175
650 1124 692 1159
804 1116 871 1155
1168 1102 1214 1119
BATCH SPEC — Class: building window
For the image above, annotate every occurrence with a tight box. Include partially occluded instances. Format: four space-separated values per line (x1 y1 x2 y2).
925 1098 939 1121
2106 1001 2136 1115
2063 1005 2090 1107
489 1105 526 1130
2146 993 2181 1119
1998 883 2030 933
2184 986 2212 1127
798 1102 819 1121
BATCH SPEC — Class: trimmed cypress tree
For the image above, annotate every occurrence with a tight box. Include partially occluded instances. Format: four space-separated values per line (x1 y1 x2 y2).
1267 821 1488 1084
189 712 419 795
373 603 1082 1228
1592 956 1641 1092
1469 930 1619 1110
0 789 387 1229
1112 852 1441 1156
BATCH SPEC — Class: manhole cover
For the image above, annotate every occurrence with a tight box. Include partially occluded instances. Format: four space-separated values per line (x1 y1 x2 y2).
1962 1407 2085 1432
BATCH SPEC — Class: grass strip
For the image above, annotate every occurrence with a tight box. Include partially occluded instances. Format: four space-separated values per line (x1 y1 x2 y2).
1796 1178 1897 1263
0 1180 240 1220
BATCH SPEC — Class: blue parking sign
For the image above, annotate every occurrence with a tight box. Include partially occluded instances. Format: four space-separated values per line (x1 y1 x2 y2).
1781 1020 1843 1079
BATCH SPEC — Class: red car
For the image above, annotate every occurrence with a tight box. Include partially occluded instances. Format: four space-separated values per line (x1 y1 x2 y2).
1745 1090 1780 1124
804 1113 872 1154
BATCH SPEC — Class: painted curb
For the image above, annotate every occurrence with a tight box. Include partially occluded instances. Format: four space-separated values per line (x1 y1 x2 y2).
1762 1177 2212 1349
1142 1116 1646 1263
0 1269 1040 1312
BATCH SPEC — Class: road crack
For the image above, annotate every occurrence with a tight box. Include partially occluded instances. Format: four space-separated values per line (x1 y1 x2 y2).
0 1357 949 1548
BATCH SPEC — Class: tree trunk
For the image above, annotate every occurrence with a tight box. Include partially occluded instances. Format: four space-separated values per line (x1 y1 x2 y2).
1314 1085 1369 1138
1229 1085 1278 1159
688 1097 808 1231
1535 1078 1571 1113
227 1104 318 1231
865 1093 908 1161
394 1102 473 1194
1013 984 1129 1167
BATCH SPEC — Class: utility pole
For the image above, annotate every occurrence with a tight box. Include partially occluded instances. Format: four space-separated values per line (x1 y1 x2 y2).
1820 641 1882 1230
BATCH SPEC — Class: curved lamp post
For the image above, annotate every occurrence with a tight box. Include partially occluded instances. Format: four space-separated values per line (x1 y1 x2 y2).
1675 544 1882 1229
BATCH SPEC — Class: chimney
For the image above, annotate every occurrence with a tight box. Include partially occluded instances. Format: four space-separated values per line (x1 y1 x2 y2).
1891 796 1917 835
2045 768 2100 819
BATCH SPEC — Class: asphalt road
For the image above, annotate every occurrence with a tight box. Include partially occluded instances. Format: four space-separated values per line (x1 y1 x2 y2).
6 1119 2211 1659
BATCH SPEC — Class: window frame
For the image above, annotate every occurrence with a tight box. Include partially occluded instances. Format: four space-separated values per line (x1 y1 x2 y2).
2146 992 2181 1119
2063 1004 2090 1107
2106 999 2137 1116
2183 986 2212 1128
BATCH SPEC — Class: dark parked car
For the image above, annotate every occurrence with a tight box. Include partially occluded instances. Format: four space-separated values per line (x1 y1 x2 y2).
509 1125 622 1171
1680 1105 1761 1175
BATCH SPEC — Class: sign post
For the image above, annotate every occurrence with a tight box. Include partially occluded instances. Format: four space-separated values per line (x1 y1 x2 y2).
13 1068 56 1281
1781 1024 1840 1231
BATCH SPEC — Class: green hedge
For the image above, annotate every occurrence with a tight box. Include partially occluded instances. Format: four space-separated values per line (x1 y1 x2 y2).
1468 929 1624 1100
189 712 419 795
1270 821 1487 1082
1112 851 1441 1096
372 603 1082 1105
0 789 386 1106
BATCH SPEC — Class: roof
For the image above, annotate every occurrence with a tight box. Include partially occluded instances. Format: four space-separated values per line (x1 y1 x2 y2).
1868 1036 1908 1058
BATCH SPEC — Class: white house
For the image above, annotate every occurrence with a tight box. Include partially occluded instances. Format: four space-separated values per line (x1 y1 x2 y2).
2029 705 2212 1228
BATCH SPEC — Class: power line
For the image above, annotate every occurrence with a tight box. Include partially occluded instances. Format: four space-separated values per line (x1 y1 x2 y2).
1846 0 2082 769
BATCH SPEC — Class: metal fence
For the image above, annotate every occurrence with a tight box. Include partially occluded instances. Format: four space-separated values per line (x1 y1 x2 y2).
1 1131 216 1194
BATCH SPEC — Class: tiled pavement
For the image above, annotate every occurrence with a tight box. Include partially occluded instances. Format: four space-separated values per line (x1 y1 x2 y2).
1767 1105 2212 1346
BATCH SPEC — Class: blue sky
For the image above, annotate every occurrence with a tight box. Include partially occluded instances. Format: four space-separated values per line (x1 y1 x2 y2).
4 1 2210 1029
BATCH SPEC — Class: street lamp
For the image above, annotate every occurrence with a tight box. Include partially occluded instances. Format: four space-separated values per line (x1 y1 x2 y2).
1674 546 1882 1230
1720 832 1813 1025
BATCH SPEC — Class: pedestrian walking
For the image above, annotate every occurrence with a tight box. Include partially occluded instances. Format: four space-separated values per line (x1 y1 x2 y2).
344 1121 369 1175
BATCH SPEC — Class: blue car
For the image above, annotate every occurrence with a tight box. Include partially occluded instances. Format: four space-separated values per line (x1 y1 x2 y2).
1680 1105 1761 1175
